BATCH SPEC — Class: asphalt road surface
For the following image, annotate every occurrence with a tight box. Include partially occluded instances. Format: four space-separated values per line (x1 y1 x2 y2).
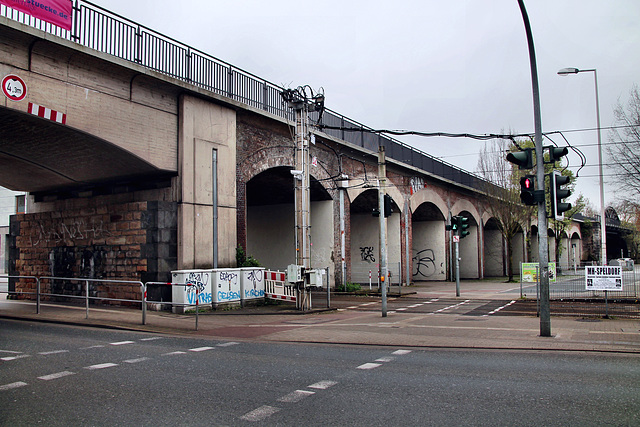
1 319 638 426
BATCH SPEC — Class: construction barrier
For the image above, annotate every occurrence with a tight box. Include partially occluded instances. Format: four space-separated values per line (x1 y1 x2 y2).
264 270 296 303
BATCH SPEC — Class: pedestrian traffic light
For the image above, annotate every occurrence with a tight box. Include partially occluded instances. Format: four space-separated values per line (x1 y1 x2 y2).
450 216 459 233
506 148 534 170
547 146 569 164
383 194 393 217
550 171 572 220
458 215 470 238
520 175 536 206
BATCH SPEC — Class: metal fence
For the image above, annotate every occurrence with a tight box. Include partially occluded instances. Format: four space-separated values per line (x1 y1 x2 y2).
0 276 201 330
0 1 490 191
518 266 639 318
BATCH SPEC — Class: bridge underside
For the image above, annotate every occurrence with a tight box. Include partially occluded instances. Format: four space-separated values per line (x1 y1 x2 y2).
0 107 174 196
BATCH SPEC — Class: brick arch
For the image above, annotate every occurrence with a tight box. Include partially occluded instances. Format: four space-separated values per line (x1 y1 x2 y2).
451 199 480 224
346 175 404 214
410 188 448 218
238 147 295 183
238 147 335 195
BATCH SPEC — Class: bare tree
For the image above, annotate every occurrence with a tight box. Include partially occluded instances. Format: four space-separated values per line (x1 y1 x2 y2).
477 137 534 282
607 84 640 199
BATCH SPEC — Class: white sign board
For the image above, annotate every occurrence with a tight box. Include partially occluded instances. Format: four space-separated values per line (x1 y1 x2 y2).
585 266 623 291
453 235 460 243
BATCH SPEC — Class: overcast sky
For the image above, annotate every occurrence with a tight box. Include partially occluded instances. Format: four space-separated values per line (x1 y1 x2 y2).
97 0 640 209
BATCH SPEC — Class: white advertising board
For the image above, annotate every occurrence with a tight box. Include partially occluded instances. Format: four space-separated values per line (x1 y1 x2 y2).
585 266 623 291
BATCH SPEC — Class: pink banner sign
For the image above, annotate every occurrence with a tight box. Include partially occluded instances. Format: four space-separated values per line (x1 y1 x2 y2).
1 0 72 31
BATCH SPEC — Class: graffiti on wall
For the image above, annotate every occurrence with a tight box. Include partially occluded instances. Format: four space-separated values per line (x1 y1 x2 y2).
30 219 111 247
360 246 376 263
186 271 212 305
412 248 444 278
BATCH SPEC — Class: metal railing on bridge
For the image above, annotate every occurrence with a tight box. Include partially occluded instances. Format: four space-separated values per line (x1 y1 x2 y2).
1 1 489 192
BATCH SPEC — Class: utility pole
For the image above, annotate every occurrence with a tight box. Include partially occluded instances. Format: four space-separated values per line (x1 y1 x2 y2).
378 146 388 317
282 86 324 311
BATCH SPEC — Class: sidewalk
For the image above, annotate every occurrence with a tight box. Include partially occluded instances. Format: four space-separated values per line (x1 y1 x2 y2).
1 280 639 354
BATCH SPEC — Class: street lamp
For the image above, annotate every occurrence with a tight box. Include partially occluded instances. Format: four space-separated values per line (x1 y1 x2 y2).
557 67 607 265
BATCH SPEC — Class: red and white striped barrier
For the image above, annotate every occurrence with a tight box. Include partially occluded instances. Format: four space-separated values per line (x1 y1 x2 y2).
264 270 296 302
28 102 67 124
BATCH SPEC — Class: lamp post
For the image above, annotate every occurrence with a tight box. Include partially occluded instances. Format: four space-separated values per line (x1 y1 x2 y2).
557 67 607 265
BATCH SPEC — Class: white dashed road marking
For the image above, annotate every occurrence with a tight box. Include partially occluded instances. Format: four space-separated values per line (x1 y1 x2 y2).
1 354 30 361
277 390 315 403
357 362 382 370
430 300 470 314
308 380 338 390
375 357 395 363
217 342 240 347
240 405 281 422
189 347 215 352
123 357 150 364
110 341 135 346
0 382 28 391
85 363 118 370
140 337 162 341
38 371 75 381
483 300 517 317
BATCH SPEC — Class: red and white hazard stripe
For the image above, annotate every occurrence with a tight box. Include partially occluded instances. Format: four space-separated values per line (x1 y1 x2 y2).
28 102 67 124
265 293 296 302
265 271 286 282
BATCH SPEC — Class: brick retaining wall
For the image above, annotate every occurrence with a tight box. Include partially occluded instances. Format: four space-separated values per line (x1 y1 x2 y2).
9 201 177 303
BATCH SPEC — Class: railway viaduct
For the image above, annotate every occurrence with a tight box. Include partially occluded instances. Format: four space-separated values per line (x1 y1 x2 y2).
0 7 585 301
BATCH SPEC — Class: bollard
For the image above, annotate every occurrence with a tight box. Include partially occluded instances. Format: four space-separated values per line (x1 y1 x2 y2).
85 280 90 319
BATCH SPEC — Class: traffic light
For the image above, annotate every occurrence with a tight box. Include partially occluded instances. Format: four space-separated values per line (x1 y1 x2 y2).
547 146 569 164
520 175 536 206
458 215 470 238
372 194 394 217
506 148 534 170
383 194 393 217
550 171 572 220
449 216 459 233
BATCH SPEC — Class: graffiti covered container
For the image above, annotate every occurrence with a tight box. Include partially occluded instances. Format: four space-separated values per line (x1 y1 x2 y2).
171 269 214 314
211 268 243 307
240 267 265 301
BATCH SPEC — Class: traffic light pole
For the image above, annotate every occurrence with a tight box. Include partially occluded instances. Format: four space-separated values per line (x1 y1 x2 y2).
455 239 460 297
378 146 388 317
519 0 551 337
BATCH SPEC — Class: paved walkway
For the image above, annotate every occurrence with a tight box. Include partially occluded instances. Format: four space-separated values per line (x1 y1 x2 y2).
1 280 639 354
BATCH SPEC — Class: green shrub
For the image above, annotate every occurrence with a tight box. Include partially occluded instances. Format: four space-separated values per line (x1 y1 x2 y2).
236 246 261 267
335 282 361 292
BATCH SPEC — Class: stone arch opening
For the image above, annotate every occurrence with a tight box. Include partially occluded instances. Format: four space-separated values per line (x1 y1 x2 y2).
349 189 401 284
244 166 333 271
411 202 446 281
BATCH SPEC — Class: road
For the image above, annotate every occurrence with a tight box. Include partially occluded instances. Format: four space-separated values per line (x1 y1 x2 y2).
1 319 638 426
